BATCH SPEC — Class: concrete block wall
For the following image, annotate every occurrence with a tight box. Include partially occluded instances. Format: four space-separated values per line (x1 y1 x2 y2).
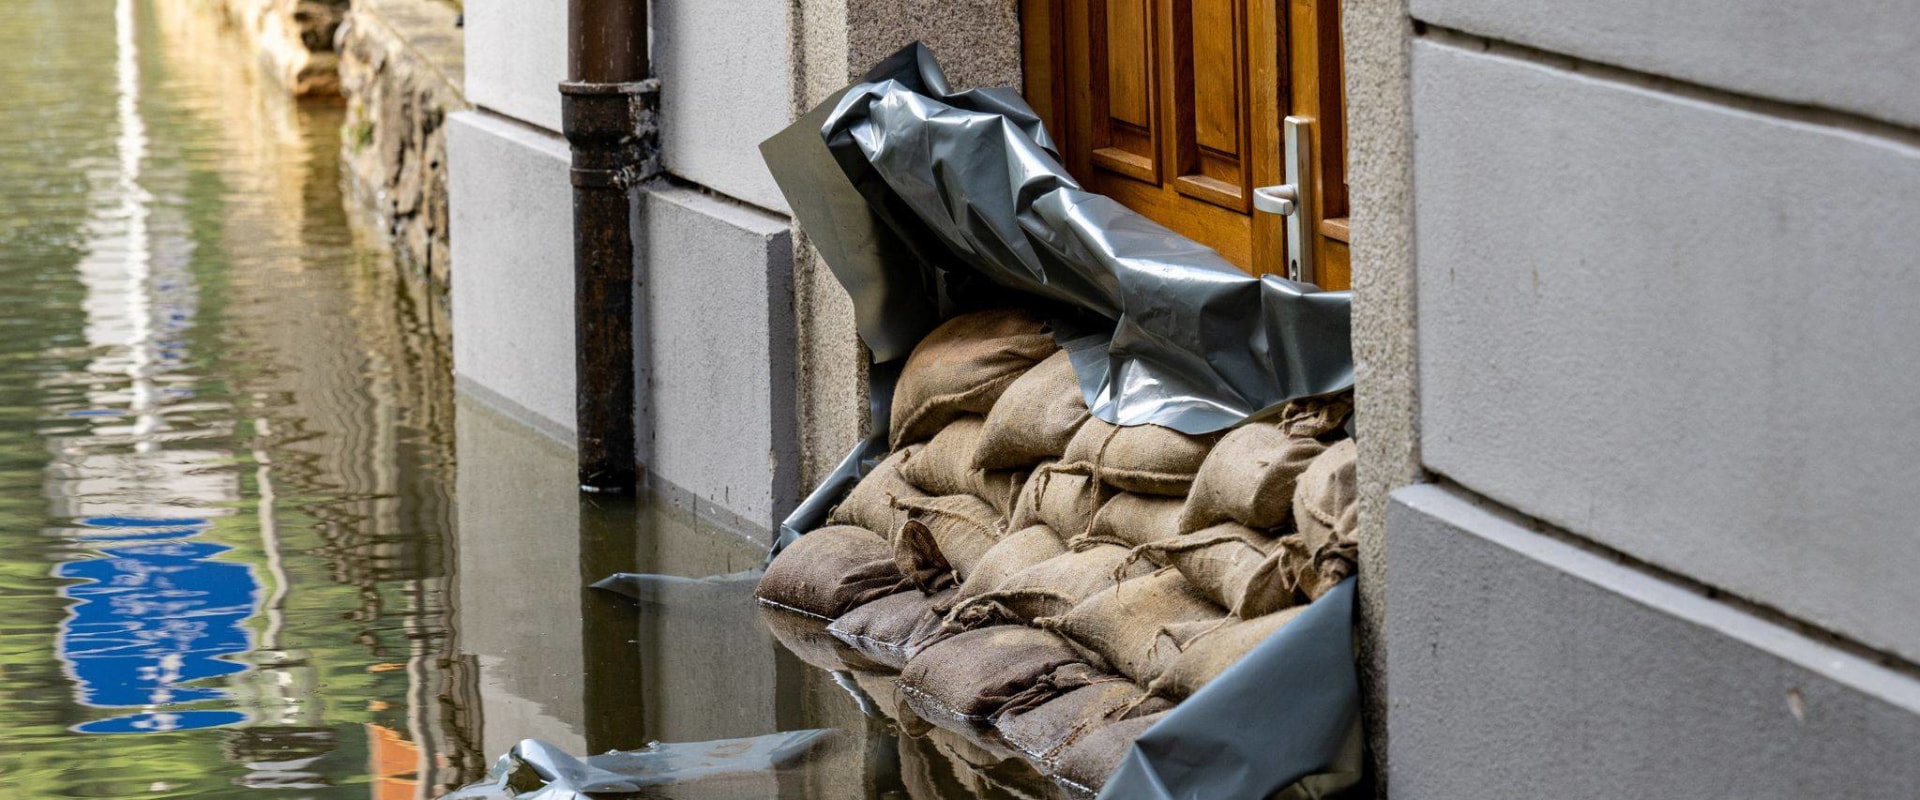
447 110 575 438
1388 486 1920 798
652 0 794 213
640 187 797 532
461 0 565 131
1375 1 1920 794
450 0 801 534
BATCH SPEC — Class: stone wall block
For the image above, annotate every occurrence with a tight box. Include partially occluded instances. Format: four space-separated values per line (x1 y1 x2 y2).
339 0 470 288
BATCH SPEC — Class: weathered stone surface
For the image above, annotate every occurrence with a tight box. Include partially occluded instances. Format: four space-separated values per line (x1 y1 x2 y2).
197 0 347 96
338 0 469 289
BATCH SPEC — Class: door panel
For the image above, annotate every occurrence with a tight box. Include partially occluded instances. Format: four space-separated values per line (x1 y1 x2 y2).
1092 0 1160 182
1024 0 1350 289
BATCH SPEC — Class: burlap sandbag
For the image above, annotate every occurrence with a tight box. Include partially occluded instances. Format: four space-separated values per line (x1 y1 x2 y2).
891 309 1059 448
899 626 1096 722
993 678 1171 763
1179 420 1328 533
1008 463 1109 540
973 349 1091 471
1285 438 1358 601
947 523 1068 608
940 544 1154 633
828 587 956 671
1039 569 1226 685
1278 390 1355 439
1048 709 1169 793
1086 491 1185 550
1062 418 1222 496
1147 605 1308 700
828 445 927 536
1131 522 1293 619
891 494 1005 591
755 525 909 619
898 416 1027 514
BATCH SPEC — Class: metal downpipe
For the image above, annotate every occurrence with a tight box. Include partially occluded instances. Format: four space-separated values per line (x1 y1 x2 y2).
562 0 658 493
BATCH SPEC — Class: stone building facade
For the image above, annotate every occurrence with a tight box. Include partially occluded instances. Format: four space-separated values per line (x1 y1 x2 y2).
446 0 1920 795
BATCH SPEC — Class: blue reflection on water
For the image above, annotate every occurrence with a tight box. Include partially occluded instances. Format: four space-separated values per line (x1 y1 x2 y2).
74 516 211 542
56 536 257 732
74 710 249 735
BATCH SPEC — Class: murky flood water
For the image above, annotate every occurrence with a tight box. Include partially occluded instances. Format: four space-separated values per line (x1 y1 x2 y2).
0 2 1062 798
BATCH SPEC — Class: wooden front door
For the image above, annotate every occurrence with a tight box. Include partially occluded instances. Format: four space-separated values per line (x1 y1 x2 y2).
1022 0 1350 288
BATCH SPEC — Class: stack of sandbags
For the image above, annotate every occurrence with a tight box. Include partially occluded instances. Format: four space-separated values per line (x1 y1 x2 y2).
756 308 1360 795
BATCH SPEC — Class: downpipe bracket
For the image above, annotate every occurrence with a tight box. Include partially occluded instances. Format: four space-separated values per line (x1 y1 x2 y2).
560 79 663 190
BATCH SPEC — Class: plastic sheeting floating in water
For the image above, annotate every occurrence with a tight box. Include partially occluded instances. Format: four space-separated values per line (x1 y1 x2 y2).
756 42 1369 799
446 732 838 800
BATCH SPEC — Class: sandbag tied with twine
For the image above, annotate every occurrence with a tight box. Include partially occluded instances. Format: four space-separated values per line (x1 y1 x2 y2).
938 543 1155 634
994 679 1170 763
899 626 1099 723
1278 389 1356 439
890 494 1006 592
897 416 1028 515
1178 420 1328 534
1146 605 1309 702
1282 438 1359 601
1062 417 1224 497
1130 521 1294 619
944 523 1067 610
756 524 911 619
1008 462 1111 541
972 349 1091 471
1086 491 1186 550
889 309 1060 449
1038 568 1227 685
828 444 927 537
828 586 956 671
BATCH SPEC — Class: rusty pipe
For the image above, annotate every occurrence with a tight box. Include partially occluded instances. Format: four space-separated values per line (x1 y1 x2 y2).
569 0 648 83
564 0 657 493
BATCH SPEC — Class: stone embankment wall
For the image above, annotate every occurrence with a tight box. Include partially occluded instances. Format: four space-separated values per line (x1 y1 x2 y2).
338 0 468 288
197 0 349 95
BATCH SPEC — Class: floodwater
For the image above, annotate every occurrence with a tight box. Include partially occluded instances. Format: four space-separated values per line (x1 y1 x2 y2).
0 2 1059 798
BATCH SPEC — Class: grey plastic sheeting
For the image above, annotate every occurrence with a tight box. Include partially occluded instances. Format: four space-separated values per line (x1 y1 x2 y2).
761 42 1353 440
445 732 837 800
1104 578 1365 799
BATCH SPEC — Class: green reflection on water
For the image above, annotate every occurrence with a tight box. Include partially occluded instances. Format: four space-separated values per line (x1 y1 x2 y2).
0 0 465 796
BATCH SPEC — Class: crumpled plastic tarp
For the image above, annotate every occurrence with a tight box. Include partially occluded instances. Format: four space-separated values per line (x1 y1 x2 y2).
756 43 1369 798
762 42 1352 440
762 42 1353 552
445 731 838 800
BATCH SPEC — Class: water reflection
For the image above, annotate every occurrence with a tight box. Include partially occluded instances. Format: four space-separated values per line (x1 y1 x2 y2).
2 0 463 794
47 1 257 737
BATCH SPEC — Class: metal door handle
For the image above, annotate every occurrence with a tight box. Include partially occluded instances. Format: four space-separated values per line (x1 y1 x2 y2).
1253 117 1316 284
1253 184 1298 216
